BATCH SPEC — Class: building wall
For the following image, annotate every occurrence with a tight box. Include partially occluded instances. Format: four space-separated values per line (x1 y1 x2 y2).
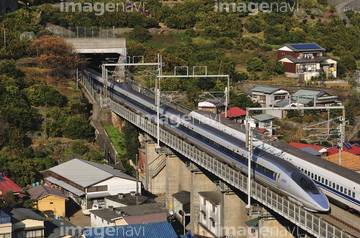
199 196 221 237
12 219 44 231
277 51 298 59
88 177 139 197
37 195 66 217
283 62 296 73
0 223 11 238
115 219 128 226
90 213 115 227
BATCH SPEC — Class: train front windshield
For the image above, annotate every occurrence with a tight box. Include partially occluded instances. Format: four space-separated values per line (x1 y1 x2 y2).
291 172 320 194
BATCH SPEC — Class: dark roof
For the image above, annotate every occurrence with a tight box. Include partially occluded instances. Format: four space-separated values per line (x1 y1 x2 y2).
279 55 329 64
198 191 221 206
83 221 178 238
91 203 168 222
172 190 190 205
123 212 167 225
105 193 153 206
45 219 80 238
0 174 23 194
251 86 280 94
27 185 67 200
281 43 325 52
2 207 47 223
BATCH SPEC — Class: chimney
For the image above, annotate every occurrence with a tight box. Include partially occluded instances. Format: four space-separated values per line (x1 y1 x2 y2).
118 193 124 199
108 206 114 211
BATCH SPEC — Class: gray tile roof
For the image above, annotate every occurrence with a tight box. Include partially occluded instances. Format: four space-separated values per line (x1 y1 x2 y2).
252 114 274 122
91 203 168 222
2 207 47 223
49 158 136 188
105 193 153 206
198 191 221 206
292 89 321 97
251 86 280 94
27 185 67 200
299 147 322 156
172 190 190 205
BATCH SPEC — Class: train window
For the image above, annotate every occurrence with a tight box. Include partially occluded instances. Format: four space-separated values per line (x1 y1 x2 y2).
321 178 324 183
315 175 317 180
325 179 328 185
336 185 339 190
333 183 335 189
311 173 314 179
353 192 355 198
340 186 343 193
348 190 351 196
344 188 347 194
305 170 307 174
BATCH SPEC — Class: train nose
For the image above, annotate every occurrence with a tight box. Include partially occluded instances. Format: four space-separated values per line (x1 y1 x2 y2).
310 193 330 212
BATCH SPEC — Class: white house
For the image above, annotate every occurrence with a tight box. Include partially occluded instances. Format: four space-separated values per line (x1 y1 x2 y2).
198 191 221 238
46 158 140 211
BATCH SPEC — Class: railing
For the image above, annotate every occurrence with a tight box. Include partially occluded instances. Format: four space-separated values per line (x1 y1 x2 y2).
46 26 117 38
79 73 354 238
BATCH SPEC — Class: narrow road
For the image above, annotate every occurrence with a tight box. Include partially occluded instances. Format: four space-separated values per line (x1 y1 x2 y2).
334 0 358 26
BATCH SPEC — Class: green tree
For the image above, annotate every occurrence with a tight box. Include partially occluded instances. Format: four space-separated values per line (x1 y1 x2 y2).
84 149 104 163
128 26 152 43
123 122 139 164
246 57 264 72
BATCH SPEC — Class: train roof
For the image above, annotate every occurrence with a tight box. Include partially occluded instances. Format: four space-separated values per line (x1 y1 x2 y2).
194 111 360 184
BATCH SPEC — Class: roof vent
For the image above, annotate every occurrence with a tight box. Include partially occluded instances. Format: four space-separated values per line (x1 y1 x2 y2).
130 191 136 197
118 193 124 199
116 210 123 215
108 206 114 211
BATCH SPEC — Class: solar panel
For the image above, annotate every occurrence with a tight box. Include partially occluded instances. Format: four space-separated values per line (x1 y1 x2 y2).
343 142 353 149
290 43 321 50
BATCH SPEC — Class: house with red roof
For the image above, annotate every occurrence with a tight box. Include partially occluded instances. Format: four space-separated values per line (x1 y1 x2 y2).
220 107 246 123
327 143 360 156
289 142 327 156
0 173 24 197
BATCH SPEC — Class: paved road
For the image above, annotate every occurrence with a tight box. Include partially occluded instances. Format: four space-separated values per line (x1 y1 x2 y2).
334 0 358 25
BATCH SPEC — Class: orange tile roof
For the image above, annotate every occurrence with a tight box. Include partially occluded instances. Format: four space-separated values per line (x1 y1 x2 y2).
323 151 360 171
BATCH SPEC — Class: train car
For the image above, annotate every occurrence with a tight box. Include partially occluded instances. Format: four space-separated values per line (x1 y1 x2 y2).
189 111 360 213
83 70 330 212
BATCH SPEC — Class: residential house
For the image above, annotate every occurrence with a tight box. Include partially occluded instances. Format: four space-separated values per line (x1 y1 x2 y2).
83 221 178 238
1 207 46 238
197 97 225 114
198 191 221 238
289 142 327 157
327 143 360 156
27 185 68 218
248 86 289 119
172 191 190 224
46 158 139 211
0 173 24 197
277 43 337 81
104 192 152 208
324 151 360 173
274 89 341 118
219 107 247 123
0 211 11 238
90 203 168 227
247 114 275 137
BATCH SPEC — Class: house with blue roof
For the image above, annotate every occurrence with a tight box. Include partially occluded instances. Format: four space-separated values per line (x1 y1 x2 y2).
83 221 178 238
277 43 337 82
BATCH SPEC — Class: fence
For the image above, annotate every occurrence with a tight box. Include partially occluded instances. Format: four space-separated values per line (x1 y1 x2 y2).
46 26 117 38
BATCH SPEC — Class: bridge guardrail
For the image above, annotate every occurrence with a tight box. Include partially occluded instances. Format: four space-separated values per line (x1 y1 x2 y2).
79 73 353 238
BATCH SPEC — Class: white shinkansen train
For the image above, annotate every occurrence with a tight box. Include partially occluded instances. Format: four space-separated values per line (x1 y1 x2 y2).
84 69 330 212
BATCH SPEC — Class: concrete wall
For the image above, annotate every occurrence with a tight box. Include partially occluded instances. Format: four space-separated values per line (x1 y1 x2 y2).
37 195 66 217
0 223 11 237
166 155 191 211
64 38 126 54
90 177 139 196
91 213 115 227
189 170 215 235
258 219 295 238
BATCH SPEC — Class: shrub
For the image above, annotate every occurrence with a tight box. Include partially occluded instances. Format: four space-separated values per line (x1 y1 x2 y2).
70 141 88 155
310 14 315 19
246 57 264 72
128 26 152 43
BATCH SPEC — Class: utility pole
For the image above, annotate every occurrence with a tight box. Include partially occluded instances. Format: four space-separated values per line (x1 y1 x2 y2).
245 107 252 209
3 29 6 48
136 154 139 204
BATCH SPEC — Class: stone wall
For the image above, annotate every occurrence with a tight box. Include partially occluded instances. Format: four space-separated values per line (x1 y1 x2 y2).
0 0 18 15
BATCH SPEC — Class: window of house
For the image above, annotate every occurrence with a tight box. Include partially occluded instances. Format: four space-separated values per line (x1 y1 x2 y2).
50 202 53 204
260 96 265 100
210 218 215 228
141 164 144 170
87 185 108 192
203 213 206 220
